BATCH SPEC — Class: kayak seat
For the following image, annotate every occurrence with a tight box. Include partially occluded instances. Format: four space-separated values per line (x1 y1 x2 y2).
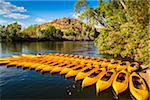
69 65 75 68
120 63 127 66
89 70 102 78
101 72 113 81
97 60 103 62
131 64 139 68
83 67 94 72
132 76 143 89
116 72 126 82
60 64 67 67
48 62 53 64
75 67 82 70
111 62 119 64
53 63 59 66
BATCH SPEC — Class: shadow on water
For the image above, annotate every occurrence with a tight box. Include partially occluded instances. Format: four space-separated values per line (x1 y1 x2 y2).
0 41 132 99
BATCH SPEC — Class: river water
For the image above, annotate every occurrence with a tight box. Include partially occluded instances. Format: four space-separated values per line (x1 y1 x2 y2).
0 41 131 99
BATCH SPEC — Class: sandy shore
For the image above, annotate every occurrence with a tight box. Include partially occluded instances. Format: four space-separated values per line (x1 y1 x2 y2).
139 69 150 90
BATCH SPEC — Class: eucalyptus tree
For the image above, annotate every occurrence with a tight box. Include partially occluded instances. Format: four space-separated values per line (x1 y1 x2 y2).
6 22 22 41
74 0 88 14
0 25 6 41
74 0 99 36
95 0 149 66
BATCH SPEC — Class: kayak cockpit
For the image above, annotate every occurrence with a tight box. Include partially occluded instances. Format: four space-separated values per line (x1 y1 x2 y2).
68 65 75 68
89 70 102 78
130 63 139 68
82 67 95 73
116 73 126 82
132 76 143 89
74 67 82 70
111 61 119 64
120 62 127 66
101 72 113 81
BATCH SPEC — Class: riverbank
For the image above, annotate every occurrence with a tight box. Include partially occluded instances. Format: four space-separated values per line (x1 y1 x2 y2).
140 69 150 90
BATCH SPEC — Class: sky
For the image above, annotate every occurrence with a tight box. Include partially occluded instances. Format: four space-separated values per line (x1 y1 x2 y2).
0 0 98 27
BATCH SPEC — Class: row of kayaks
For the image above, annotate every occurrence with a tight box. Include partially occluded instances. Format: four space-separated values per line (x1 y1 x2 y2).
0 53 149 99
0 53 140 72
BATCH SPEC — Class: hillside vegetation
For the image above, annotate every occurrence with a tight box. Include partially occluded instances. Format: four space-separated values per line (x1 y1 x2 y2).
0 18 99 41
39 17 98 40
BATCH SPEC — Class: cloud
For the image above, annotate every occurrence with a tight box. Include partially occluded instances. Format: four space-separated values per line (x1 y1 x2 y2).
35 18 46 24
0 0 29 19
4 13 29 19
0 19 8 24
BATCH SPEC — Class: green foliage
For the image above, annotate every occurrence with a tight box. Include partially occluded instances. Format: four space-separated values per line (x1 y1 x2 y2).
0 25 6 39
64 29 76 36
74 0 88 14
95 0 149 66
40 26 63 40
0 17 95 41
0 22 21 41
21 24 39 39
74 0 99 37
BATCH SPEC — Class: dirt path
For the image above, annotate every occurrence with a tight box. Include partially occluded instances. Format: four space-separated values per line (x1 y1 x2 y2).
139 69 150 90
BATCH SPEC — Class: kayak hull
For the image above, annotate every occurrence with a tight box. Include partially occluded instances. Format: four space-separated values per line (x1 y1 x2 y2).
82 71 106 88
112 70 129 95
96 70 116 94
129 72 149 100
65 70 79 78
40 66 53 73
50 67 63 74
60 68 72 75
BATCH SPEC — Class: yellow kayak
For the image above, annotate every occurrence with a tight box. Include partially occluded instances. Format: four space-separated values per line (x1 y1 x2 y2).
21 62 36 68
34 60 65 71
40 65 54 73
59 62 82 73
31 61 59 70
6 61 19 67
34 64 47 71
82 68 106 88
96 69 116 95
50 63 68 74
108 60 121 70
75 67 98 81
41 61 69 72
129 72 149 100
15 62 28 67
0 60 10 65
112 70 129 95
116 61 130 71
101 59 112 68
28 63 42 69
128 62 140 73
34 60 59 71
59 64 79 75
65 66 89 78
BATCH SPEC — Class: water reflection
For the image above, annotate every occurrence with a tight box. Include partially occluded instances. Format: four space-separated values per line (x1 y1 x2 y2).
0 41 98 57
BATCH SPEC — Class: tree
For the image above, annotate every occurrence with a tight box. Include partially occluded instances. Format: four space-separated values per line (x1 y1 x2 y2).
95 0 149 66
0 25 6 41
74 0 99 37
74 0 88 14
5 22 22 41
74 0 149 66
40 25 63 40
